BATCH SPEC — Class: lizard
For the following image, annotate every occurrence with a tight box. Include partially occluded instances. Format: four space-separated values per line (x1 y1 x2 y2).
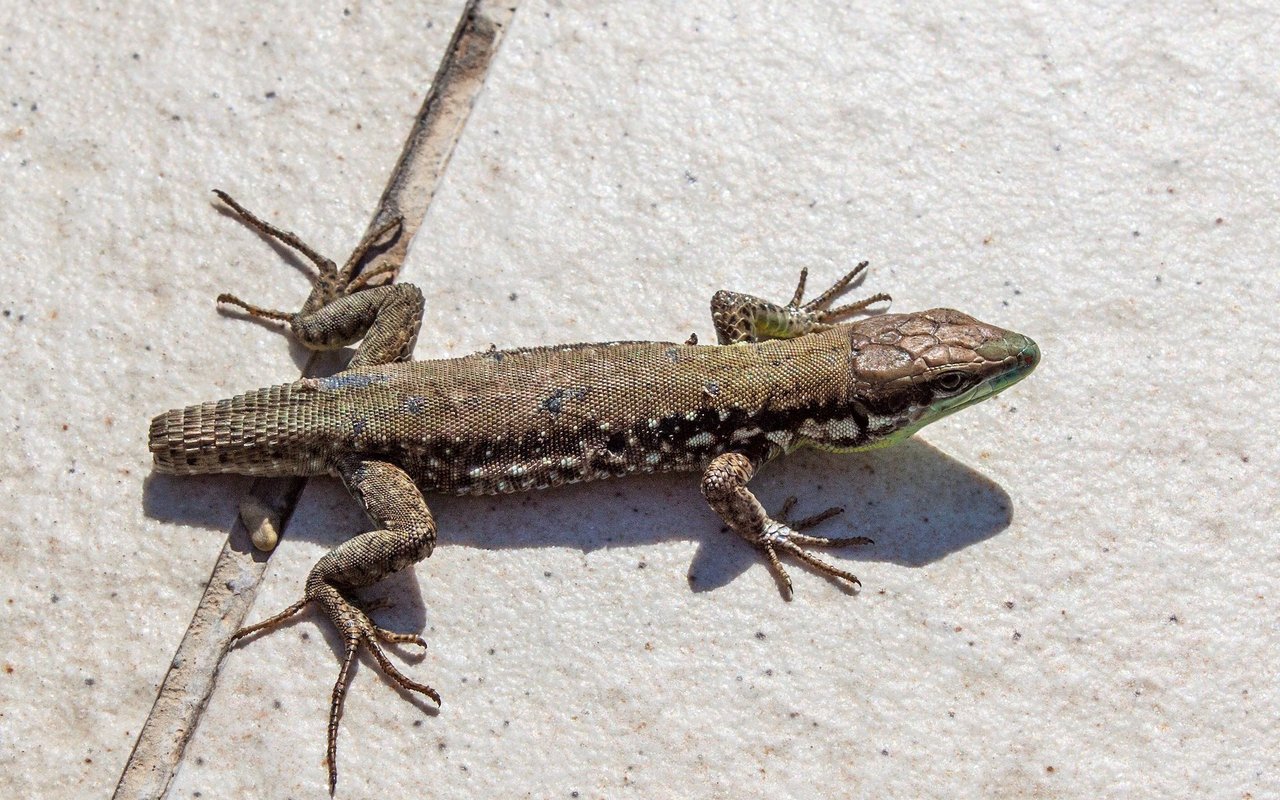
149 191 1040 791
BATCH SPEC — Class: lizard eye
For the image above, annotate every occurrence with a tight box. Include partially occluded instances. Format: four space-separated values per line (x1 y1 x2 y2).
933 370 967 393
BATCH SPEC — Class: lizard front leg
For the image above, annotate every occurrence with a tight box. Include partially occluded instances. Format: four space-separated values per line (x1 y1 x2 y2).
710 262 890 344
212 190 423 368
232 457 439 793
700 452 872 599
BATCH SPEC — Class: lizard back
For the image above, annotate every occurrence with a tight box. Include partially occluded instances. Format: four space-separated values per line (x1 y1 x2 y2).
150 328 857 494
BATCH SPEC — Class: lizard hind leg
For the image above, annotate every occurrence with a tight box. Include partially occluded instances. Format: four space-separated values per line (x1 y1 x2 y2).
211 190 416 365
231 458 440 793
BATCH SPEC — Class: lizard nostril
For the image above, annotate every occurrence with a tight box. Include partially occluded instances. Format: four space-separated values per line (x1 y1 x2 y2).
1007 334 1040 371
1021 338 1040 369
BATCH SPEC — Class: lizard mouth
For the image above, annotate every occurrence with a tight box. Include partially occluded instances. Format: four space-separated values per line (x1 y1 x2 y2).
932 333 1040 419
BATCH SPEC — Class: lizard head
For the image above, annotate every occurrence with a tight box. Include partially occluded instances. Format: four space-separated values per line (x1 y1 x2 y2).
838 308 1039 450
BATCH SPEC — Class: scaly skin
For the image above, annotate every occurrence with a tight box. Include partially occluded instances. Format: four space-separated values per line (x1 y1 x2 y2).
149 192 1040 792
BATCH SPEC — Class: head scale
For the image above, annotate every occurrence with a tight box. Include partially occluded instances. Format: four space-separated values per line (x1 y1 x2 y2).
803 309 1039 452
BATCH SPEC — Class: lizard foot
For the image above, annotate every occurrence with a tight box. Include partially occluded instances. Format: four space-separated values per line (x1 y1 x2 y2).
760 497 873 600
710 262 890 344
232 585 438 794
211 188 403 323
785 261 892 324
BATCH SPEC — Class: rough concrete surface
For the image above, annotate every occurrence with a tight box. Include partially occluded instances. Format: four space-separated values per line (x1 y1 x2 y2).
2 2 1277 798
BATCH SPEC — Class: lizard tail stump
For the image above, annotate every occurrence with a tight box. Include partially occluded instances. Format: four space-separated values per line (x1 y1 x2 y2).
149 384 329 477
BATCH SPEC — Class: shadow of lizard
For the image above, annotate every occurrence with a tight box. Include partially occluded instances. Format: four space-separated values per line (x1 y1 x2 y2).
143 434 1011 632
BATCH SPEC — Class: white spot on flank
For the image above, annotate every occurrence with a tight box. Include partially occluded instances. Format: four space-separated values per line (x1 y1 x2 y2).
732 427 762 441
827 417 861 440
508 465 526 476
687 431 714 447
867 413 901 437
645 453 661 464
468 467 484 478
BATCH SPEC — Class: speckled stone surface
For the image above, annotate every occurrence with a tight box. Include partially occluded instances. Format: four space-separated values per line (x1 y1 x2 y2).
3 2 1278 798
